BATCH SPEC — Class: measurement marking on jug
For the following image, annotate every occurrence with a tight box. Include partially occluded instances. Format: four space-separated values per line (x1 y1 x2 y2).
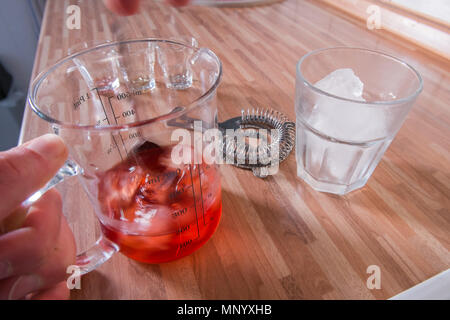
107 97 122 122
197 167 206 226
73 92 90 110
108 96 128 156
116 89 142 100
172 207 188 219
92 88 124 161
91 88 110 124
189 164 201 240
179 239 192 250
122 109 136 118
169 186 188 201
129 131 142 140
176 224 190 235
111 135 123 159
96 117 108 126
145 174 160 185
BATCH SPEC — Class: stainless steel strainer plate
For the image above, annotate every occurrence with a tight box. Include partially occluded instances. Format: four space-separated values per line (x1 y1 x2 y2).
219 108 295 178
168 107 295 178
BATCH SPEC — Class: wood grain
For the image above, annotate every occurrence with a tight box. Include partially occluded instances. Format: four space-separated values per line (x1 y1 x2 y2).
20 0 449 299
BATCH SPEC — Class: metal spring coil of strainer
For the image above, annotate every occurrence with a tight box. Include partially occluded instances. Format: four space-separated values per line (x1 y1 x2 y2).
222 108 295 177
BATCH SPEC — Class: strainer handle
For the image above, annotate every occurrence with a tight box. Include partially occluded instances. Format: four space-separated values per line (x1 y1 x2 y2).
22 160 118 275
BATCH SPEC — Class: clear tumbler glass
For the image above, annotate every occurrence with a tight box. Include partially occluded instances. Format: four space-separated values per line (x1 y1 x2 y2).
295 47 423 195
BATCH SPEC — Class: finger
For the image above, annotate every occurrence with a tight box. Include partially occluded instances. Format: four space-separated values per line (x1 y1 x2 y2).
0 206 28 235
0 189 63 280
0 220 75 300
103 0 140 16
0 219 75 300
167 0 191 7
0 274 43 300
0 191 75 299
30 206 76 287
0 134 67 220
30 281 70 300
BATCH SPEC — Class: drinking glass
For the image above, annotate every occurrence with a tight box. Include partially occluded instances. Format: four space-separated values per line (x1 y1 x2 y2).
156 37 199 90
295 47 423 195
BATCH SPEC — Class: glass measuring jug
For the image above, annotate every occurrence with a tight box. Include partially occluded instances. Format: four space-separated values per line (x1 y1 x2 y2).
28 39 222 274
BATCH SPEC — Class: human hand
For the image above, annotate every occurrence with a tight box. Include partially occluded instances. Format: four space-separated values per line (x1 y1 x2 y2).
103 0 192 16
0 134 76 300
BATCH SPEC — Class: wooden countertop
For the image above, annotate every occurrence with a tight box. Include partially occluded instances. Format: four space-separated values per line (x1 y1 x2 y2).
20 0 449 299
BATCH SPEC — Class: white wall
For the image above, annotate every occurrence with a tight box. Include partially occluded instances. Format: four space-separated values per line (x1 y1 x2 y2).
391 0 450 23
0 0 45 150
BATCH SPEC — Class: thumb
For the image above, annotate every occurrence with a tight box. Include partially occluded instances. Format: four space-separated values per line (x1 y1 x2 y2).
0 134 68 221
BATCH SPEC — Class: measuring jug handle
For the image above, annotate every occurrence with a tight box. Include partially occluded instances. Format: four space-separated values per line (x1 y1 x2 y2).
22 159 118 275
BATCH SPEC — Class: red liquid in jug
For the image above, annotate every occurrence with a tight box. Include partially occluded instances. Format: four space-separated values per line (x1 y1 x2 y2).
98 141 222 263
